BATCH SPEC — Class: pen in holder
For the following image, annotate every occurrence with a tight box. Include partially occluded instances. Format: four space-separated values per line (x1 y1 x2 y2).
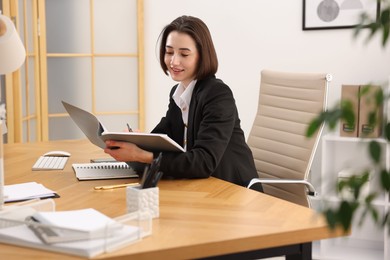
127 153 162 219
140 153 163 189
126 185 159 219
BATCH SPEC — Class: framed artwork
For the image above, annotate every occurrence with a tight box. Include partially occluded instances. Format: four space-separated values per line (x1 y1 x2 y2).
303 0 380 30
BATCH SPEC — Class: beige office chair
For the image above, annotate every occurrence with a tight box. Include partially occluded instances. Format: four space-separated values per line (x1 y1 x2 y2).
247 70 331 207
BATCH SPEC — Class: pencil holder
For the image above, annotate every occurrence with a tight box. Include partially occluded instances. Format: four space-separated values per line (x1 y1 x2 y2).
126 186 159 218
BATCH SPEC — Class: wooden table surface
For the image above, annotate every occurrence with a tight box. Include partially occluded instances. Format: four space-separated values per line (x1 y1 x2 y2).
0 139 344 260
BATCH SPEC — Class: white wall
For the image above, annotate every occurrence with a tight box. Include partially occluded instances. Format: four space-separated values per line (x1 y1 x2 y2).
143 0 390 137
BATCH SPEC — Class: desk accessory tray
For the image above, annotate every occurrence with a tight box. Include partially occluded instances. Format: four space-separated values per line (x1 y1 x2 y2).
127 186 159 219
0 199 152 258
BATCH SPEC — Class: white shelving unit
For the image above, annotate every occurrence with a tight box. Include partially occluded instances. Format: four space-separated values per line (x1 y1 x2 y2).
312 135 389 260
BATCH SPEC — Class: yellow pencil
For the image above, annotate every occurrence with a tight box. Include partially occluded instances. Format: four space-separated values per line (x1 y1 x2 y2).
94 182 139 190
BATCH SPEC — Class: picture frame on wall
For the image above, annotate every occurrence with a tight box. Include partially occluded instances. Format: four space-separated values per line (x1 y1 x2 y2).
303 0 380 30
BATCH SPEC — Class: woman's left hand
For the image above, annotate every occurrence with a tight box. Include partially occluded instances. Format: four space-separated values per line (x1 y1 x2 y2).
104 140 153 163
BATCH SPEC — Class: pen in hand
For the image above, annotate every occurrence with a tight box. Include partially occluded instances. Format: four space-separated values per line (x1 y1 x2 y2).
126 123 133 132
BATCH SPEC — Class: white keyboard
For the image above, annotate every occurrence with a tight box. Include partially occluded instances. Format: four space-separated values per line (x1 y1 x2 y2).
32 156 69 170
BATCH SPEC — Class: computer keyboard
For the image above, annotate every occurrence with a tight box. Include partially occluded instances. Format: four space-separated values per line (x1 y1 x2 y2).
32 156 69 170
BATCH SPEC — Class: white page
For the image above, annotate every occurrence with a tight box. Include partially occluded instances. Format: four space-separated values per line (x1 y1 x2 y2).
0 223 140 258
32 208 117 233
4 182 56 202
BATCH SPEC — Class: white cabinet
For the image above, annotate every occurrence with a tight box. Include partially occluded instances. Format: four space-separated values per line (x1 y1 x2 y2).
312 135 389 260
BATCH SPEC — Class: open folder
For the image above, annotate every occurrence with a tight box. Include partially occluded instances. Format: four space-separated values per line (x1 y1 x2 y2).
62 101 184 153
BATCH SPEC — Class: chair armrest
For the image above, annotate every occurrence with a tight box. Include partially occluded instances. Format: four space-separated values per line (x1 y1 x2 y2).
247 178 318 196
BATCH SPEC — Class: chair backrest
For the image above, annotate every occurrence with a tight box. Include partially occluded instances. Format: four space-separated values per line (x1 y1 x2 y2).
247 70 330 207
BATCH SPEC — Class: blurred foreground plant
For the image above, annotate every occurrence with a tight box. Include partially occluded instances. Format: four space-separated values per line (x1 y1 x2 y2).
306 0 390 232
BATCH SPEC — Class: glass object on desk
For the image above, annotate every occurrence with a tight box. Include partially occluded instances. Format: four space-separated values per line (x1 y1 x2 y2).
0 202 152 258
127 186 159 219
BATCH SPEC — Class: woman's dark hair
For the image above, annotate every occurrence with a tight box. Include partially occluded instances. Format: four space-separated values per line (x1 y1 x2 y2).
158 15 218 80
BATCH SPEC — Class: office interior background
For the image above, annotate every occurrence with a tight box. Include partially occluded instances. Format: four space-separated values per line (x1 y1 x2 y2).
1 0 390 192
144 0 390 135
1 0 390 259
144 0 390 180
1 0 389 141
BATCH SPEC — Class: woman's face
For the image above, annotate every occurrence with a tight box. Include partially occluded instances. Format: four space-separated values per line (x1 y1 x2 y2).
164 31 199 87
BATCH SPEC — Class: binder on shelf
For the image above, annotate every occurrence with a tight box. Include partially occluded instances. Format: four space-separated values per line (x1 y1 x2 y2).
358 85 383 138
0 199 151 258
340 85 359 137
339 84 383 138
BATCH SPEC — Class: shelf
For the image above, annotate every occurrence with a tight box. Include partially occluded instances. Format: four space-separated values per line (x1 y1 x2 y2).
323 134 387 143
318 239 383 260
317 196 388 207
317 134 389 260
321 136 387 201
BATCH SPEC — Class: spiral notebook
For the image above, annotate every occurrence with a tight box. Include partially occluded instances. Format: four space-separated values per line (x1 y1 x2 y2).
72 162 139 180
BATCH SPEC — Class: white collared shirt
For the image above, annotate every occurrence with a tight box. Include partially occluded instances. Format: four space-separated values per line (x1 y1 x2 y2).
172 80 197 151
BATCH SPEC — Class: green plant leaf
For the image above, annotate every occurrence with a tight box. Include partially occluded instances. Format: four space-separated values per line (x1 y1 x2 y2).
385 123 390 141
365 193 377 204
380 169 390 192
381 8 390 46
306 117 322 137
383 212 389 228
368 111 377 126
325 209 337 230
374 87 384 106
370 206 379 222
338 179 347 193
339 201 355 230
359 85 371 96
369 141 381 163
327 109 344 129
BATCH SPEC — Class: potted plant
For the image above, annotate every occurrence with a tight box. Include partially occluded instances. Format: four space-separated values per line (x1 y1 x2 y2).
307 1 390 232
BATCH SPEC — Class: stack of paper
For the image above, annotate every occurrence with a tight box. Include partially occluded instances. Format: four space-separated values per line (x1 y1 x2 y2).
0 208 142 258
31 208 124 242
4 182 57 203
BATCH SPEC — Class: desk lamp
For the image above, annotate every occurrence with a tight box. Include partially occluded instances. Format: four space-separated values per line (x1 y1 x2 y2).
0 11 26 209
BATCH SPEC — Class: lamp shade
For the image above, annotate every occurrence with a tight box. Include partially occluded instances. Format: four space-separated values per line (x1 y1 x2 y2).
0 12 26 74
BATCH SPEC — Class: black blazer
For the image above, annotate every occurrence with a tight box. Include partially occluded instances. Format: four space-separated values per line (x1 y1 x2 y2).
151 76 258 187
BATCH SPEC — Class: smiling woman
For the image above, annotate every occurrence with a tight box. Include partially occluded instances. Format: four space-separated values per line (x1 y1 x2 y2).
164 31 199 87
104 15 263 191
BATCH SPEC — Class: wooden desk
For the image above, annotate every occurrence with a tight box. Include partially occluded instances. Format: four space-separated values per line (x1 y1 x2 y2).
1 140 344 260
